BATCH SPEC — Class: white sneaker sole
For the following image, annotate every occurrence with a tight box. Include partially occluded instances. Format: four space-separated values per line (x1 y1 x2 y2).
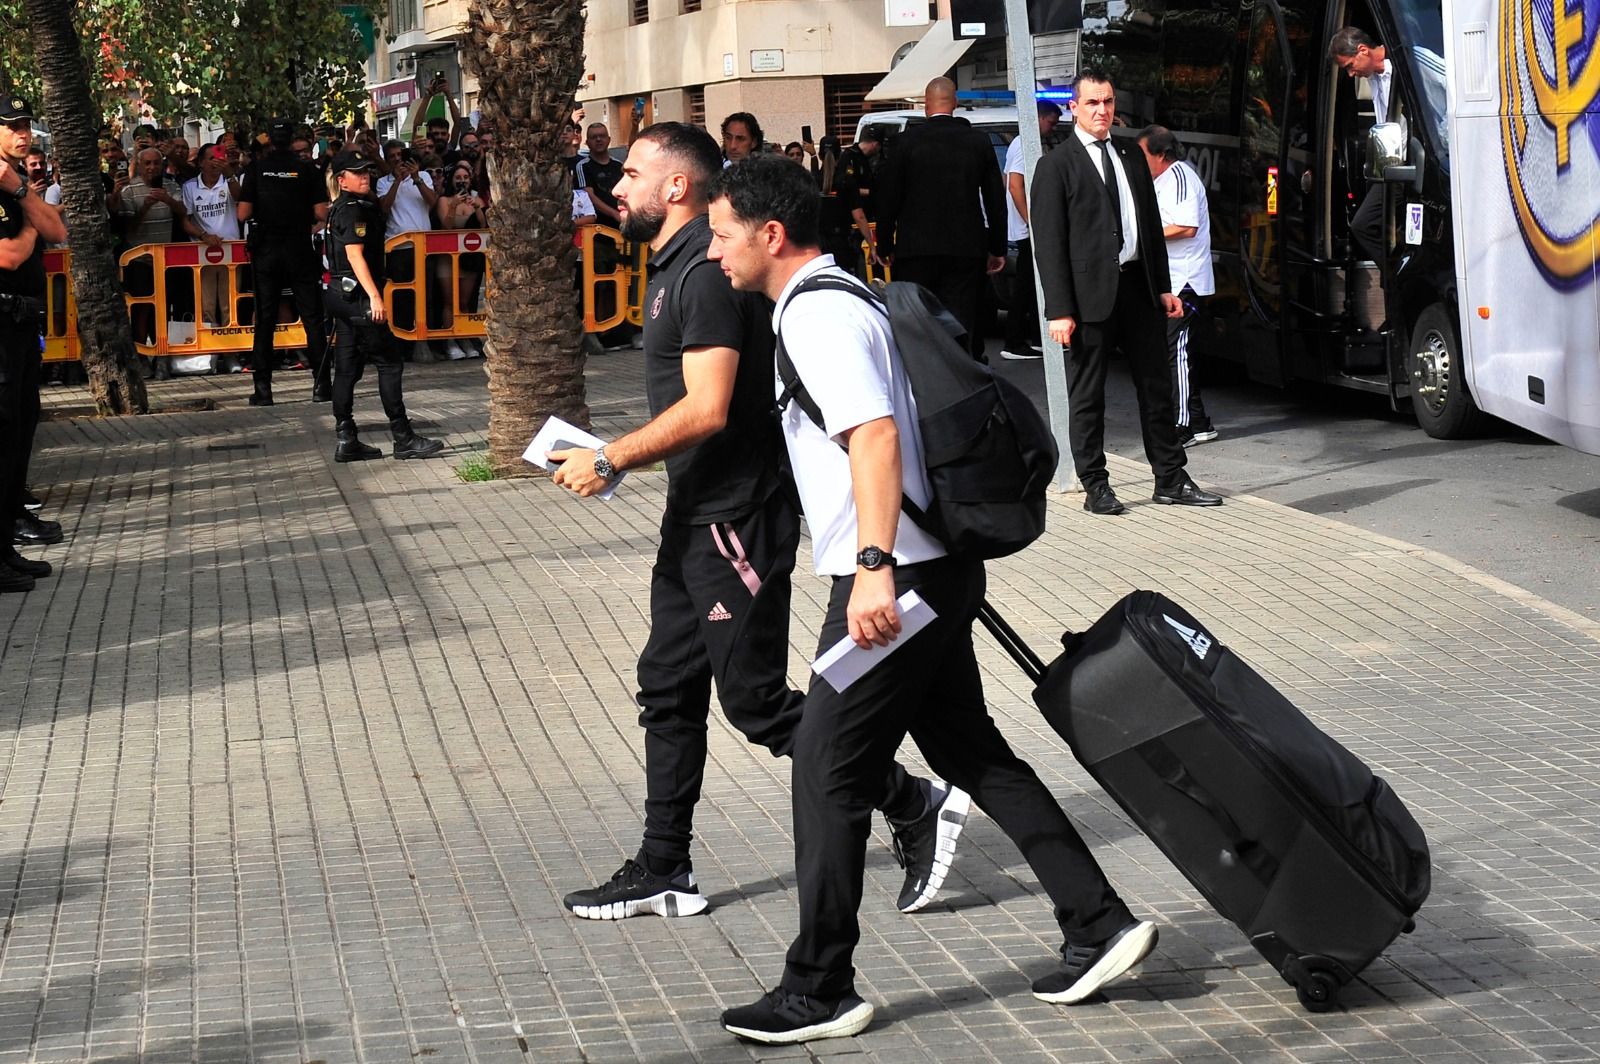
567 888 709 921
1189 430 1219 443
899 786 971 913
1000 350 1044 360
1033 921 1159 1004
723 999 875 1044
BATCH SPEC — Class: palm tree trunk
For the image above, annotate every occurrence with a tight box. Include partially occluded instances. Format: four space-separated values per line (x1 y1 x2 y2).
25 0 147 416
462 0 588 476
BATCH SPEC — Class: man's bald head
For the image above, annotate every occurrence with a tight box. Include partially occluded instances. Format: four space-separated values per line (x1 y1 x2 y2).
924 77 957 116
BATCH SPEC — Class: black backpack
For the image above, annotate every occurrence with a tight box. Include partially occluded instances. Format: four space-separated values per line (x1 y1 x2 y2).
775 275 1058 560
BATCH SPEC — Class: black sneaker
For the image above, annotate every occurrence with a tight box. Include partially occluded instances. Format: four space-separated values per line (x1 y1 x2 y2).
890 780 970 913
721 987 874 1044
1032 920 1159 1004
562 858 708 921
1175 428 1197 448
1189 427 1219 444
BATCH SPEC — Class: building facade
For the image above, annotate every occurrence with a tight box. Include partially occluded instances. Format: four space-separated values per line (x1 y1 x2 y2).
367 0 481 141
579 1 939 147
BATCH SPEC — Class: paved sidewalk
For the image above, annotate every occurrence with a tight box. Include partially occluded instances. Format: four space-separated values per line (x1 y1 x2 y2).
3 357 1598 1064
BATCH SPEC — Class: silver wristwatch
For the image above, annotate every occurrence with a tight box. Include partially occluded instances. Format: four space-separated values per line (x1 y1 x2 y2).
593 447 617 480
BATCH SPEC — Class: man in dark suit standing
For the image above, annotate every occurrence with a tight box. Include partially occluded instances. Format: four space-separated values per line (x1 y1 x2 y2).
874 77 1006 356
1031 70 1222 514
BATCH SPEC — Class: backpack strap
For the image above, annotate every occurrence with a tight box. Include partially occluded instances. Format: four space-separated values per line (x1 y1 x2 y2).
774 274 941 543
774 273 885 433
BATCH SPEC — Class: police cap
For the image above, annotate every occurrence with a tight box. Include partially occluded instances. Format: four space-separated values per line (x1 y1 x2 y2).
0 96 34 123
857 124 884 145
267 117 295 137
331 149 376 175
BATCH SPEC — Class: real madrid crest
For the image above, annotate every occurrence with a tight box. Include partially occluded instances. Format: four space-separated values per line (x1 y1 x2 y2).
1501 0 1600 285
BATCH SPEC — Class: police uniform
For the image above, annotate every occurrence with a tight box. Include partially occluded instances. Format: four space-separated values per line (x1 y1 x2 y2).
321 150 443 462
0 95 54 591
238 119 329 404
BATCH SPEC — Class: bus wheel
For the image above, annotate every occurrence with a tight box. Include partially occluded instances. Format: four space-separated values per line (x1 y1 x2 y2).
1408 304 1487 439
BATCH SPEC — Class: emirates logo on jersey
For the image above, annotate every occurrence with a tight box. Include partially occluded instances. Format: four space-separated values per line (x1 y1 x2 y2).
650 287 665 319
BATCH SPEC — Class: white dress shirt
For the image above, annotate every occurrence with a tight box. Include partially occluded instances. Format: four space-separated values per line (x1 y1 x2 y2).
1074 125 1139 265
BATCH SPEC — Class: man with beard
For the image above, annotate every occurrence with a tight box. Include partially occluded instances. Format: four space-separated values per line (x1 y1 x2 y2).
548 122 968 924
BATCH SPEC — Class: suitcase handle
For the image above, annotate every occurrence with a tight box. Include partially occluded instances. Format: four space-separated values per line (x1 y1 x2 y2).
976 601 1048 683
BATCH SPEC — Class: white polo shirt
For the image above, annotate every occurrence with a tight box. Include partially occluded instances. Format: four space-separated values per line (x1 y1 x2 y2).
376 169 435 236
1152 159 1213 296
772 255 946 577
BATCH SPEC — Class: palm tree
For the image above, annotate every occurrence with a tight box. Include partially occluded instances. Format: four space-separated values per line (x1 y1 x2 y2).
462 0 589 474
25 0 147 415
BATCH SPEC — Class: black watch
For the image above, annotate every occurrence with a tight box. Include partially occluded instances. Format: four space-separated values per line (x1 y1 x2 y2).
856 545 897 571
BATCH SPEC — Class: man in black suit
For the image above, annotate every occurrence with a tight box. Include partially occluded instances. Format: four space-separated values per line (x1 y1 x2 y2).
874 77 1006 356
1031 70 1222 514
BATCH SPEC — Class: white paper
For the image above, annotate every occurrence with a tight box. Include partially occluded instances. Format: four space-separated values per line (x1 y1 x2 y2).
811 590 937 693
523 416 625 501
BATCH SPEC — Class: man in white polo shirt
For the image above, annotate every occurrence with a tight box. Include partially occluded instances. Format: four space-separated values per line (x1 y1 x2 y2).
1139 125 1217 446
706 154 1157 1046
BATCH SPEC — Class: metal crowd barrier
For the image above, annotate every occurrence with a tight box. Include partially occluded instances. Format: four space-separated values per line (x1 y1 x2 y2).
118 240 308 356
43 249 79 363
383 229 492 341
45 227 654 363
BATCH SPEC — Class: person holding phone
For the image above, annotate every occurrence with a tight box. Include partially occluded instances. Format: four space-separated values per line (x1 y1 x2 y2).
431 161 487 358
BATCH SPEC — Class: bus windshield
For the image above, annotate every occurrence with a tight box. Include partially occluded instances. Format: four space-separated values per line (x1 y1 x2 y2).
1388 0 1450 170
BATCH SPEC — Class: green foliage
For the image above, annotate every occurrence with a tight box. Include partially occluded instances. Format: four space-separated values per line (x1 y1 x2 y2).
455 450 497 483
0 0 382 130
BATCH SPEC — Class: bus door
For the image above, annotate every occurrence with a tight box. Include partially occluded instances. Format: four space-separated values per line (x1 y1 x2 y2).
1237 0 1299 386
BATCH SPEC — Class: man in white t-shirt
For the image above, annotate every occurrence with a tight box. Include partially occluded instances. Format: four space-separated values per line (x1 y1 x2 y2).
1139 126 1216 444
1001 100 1061 360
182 144 243 325
705 155 1157 1047
376 140 437 237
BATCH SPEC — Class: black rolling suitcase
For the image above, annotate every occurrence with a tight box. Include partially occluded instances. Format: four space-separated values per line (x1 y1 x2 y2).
978 590 1430 1012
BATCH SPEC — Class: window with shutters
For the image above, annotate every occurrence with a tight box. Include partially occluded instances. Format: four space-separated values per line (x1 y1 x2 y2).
631 0 650 25
685 86 706 130
681 0 701 12
822 75 883 143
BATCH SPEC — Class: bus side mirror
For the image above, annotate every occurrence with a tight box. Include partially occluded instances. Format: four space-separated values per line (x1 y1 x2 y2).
1368 122 1425 193
1366 122 1407 179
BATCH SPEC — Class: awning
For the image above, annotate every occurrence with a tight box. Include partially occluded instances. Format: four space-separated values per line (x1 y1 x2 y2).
865 20 977 102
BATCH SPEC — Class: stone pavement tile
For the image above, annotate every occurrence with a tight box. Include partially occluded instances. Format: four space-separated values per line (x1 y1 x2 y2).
6 362 1600 1061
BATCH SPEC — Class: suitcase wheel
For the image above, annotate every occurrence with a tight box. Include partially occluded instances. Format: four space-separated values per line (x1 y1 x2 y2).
1293 963 1342 1013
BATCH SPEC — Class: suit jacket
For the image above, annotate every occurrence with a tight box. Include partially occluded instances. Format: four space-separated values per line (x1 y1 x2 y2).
875 115 1007 262
1030 126 1172 323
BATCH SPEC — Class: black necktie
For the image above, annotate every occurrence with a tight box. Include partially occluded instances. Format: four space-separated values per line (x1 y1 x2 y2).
1095 139 1124 250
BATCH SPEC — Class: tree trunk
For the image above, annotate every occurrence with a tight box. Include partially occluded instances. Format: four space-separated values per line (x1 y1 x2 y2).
26 0 147 416
462 0 588 476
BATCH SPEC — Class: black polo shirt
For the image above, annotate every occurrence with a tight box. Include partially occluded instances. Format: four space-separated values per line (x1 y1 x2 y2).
326 192 387 286
643 214 785 525
239 150 328 250
0 190 44 299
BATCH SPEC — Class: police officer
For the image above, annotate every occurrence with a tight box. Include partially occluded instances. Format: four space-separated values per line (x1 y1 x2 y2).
322 150 444 462
1 94 67 590
836 124 882 270
238 117 329 406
